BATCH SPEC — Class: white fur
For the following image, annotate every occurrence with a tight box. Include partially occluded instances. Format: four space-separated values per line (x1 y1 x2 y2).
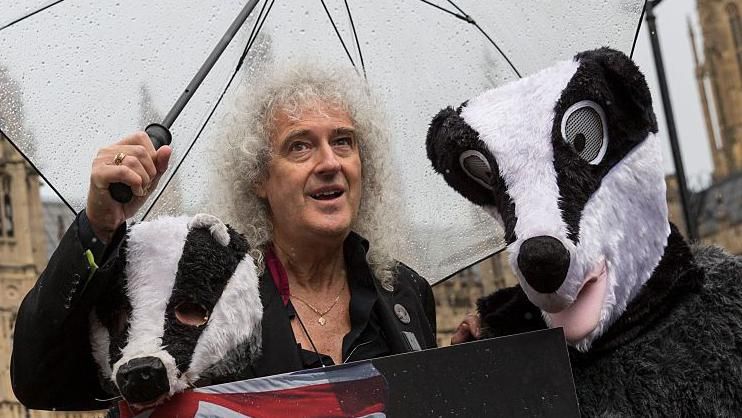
462 59 580 312
545 134 669 351
188 213 231 246
186 255 263 381
89 312 113 379
111 216 191 394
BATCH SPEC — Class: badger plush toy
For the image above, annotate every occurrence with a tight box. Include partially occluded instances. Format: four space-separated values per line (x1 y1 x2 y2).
89 214 262 411
426 48 742 415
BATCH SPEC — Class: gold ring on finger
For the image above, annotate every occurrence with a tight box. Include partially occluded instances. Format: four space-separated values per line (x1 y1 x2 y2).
112 152 127 166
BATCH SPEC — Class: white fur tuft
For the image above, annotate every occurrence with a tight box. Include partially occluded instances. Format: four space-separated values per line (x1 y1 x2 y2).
189 213 230 246
89 312 113 380
186 255 263 381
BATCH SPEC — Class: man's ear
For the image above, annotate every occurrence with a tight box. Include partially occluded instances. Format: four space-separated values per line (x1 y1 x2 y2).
253 181 267 199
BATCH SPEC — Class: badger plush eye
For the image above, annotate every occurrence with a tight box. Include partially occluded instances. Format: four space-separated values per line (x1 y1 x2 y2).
175 302 210 327
560 100 608 165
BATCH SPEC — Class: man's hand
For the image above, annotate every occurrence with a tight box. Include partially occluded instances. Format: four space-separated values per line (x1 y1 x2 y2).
86 132 172 242
450 312 482 345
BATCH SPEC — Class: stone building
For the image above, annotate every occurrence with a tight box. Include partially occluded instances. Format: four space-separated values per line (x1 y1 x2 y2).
693 0 742 180
0 135 99 417
681 0 742 254
433 251 518 346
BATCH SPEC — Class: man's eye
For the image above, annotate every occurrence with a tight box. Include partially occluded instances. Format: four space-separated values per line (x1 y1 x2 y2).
289 142 310 152
333 137 353 147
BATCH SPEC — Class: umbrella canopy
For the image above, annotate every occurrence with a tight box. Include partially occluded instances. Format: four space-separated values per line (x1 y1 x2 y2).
0 0 645 283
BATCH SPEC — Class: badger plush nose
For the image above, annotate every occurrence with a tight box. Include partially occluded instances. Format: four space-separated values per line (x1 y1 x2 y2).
116 356 170 404
517 236 570 293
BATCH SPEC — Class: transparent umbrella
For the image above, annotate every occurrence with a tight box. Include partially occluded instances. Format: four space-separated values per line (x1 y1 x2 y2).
0 0 645 283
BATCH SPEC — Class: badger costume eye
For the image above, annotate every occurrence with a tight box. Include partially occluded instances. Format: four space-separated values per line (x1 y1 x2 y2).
175 302 210 327
459 150 494 190
560 100 608 165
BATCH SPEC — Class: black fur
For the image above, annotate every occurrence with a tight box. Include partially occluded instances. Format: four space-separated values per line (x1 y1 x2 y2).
551 48 658 242
161 225 249 373
426 105 518 243
478 227 742 416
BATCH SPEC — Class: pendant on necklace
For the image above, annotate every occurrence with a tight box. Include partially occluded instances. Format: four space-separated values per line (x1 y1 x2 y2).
318 317 327 326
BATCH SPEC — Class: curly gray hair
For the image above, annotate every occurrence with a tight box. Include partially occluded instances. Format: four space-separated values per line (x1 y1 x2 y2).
213 63 401 287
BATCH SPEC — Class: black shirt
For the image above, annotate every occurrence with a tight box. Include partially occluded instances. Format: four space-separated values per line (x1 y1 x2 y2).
283 233 391 368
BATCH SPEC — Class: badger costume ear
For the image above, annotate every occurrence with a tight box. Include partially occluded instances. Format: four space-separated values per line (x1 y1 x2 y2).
426 105 497 206
575 47 657 135
188 213 231 246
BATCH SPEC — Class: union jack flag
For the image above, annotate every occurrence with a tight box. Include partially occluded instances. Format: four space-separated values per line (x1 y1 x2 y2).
119 362 388 418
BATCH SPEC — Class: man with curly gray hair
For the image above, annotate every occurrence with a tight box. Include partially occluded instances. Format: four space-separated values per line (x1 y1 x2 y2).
210 63 437 370
11 62 438 409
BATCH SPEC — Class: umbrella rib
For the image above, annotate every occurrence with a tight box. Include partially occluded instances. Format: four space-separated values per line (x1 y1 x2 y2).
417 0 467 22
319 0 357 69
245 0 271 53
246 0 277 54
0 129 76 215
470 22 521 78
445 0 467 17
629 3 647 58
419 0 521 78
0 0 65 32
343 0 366 79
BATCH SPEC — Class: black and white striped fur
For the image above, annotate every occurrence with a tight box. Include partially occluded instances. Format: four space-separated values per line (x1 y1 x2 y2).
89 214 262 408
427 48 667 351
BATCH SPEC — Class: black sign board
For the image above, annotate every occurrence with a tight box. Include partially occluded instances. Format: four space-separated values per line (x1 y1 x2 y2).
120 328 578 417
372 328 579 417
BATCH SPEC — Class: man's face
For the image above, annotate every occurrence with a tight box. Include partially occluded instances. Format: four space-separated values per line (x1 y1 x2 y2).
257 103 362 243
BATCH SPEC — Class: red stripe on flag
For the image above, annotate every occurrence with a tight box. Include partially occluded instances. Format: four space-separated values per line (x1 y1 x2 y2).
120 369 387 418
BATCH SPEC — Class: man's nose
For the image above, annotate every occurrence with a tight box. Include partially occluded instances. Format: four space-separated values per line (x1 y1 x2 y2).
315 142 341 174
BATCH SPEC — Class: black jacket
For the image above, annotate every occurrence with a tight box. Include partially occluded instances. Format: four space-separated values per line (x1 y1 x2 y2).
11 213 437 411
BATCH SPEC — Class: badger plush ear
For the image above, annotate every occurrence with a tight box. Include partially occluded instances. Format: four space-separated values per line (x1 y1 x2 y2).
575 47 657 135
426 105 497 207
189 213 230 246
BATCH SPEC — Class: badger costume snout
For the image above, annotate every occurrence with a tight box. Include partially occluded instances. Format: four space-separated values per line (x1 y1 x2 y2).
427 47 664 349
89 214 262 408
427 47 742 415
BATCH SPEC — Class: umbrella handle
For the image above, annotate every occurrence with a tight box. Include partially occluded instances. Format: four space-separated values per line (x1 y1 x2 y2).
109 124 172 203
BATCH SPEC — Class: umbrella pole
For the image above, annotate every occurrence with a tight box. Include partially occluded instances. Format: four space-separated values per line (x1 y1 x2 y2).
110 0 261 203
644 0 698 241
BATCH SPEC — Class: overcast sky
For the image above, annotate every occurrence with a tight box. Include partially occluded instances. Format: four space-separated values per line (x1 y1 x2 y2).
632 0 715 189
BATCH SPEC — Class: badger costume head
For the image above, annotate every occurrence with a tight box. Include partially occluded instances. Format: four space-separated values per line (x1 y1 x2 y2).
427 48 668 351
89 214 262 409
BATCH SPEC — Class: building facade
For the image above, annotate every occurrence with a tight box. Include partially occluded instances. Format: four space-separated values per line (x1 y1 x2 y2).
0 135 100 417
685 0 742 253
693 0 742 180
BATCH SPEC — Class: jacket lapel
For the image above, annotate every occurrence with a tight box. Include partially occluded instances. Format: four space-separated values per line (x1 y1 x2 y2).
373 280 429 354
250 271 303 377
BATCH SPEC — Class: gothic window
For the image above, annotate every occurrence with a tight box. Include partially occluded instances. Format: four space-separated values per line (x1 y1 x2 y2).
728 3 742 83
2 175 13 238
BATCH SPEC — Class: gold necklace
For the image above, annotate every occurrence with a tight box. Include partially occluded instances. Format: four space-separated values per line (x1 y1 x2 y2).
291 280 346 326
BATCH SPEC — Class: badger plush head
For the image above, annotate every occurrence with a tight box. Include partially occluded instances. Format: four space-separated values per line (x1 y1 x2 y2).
427 48 670 351
89 214 263 409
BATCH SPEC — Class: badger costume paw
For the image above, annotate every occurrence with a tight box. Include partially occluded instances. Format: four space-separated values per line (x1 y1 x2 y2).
89 214 262 409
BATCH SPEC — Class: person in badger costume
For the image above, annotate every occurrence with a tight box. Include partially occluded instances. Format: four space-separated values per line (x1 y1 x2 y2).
426 47 742 416
11 64 437 412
